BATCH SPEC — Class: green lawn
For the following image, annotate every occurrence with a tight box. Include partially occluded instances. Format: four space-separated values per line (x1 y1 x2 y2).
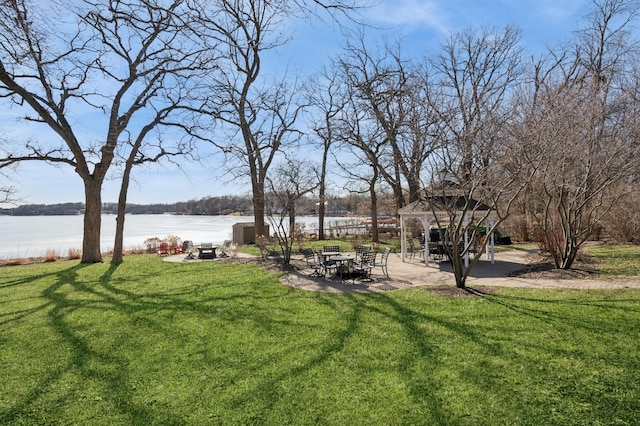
1 253 640 425
588 244 640 277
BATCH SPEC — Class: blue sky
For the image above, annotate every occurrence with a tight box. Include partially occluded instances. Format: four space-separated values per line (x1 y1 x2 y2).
3 0 592 206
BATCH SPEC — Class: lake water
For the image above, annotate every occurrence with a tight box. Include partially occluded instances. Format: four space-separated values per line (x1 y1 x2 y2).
0 215 362 259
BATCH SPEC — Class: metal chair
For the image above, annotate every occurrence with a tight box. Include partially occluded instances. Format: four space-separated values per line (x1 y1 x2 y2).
323 245 340 254
321 246 340 278
407 238 416 259
183 240 195 259
302 248 323 277
428 242 445 262
373 247 391 277
219 240 232 258
354 251 376 282
354 245 371 263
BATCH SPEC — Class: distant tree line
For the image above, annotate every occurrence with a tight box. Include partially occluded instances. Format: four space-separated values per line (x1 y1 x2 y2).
1 203 86 216
0 194 376 217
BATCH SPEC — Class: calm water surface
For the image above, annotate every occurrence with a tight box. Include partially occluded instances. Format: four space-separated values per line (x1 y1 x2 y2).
0 214 357 259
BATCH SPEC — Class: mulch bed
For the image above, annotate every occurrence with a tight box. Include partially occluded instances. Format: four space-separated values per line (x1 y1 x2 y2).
216 255 296 273
507 252 599 279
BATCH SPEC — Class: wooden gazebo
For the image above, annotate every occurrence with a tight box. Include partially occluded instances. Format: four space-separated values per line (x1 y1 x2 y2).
397 195 496 267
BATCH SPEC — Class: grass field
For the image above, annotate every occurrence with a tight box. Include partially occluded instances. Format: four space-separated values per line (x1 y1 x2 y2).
1 246 639 424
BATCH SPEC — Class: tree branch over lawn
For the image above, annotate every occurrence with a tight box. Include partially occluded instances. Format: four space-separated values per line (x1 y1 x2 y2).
266 158 319 264
519 0 640 269
336 30 438 212
425 24 527 289
0 0 217 263
196 0 361 241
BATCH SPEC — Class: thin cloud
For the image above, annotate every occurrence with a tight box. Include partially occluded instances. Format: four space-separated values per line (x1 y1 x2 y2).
538 0 588 21
367 0 451 34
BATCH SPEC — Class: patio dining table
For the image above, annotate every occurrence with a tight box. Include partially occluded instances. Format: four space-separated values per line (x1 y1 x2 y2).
330 255 355 282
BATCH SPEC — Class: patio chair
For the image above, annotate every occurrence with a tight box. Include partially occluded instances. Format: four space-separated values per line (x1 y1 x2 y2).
373 247 391 277
302 248 323 277
417 239 426 260
321 246 340 279
407 238 416 259
219 240 232 258
354 245 371 263
354 251 376 282
198 242 215 260
183 240 195 259
428 242 445 262
157 242 169 256
323 245 340 254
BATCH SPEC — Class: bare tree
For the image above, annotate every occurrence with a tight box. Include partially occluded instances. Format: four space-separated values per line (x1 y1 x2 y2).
425 25 527 288
112 106 201 263
604 181 640 243
333 84 387 243
520 0 640 268
195 0 361 241
265 158 319 264
0 0 213 263
306 65 347 240
336 31 436 213
431 25 523 185
0 153 19 205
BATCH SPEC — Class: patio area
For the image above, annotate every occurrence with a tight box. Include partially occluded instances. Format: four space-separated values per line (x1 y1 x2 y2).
281 248 640 293
163 249 640 293
280 249 531 293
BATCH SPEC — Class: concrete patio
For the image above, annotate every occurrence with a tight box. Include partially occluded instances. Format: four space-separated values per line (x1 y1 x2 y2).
163 249 640 293
280 249 640 293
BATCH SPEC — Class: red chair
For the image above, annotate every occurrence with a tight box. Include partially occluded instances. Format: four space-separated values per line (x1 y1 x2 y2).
157 242 169 256
172 245 184 254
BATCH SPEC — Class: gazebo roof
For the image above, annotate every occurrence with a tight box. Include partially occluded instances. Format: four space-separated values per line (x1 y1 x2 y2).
398 195 491 218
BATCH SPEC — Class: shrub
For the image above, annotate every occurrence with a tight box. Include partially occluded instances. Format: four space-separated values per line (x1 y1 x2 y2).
255 235 270 259
144 237 163 253
126 245 146 255
164 234 182 247
67 248 82 260
294 223 308 251
43 250 59 262
1 258 28 266
532 227 563 258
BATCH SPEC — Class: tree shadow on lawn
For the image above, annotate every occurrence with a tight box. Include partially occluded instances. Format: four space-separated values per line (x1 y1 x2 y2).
2 262 285 424
3 261 639 424
1 262 456 423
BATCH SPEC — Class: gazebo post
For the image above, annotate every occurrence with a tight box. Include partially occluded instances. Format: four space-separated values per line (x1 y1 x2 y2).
400 216 406 262
422 217 430 266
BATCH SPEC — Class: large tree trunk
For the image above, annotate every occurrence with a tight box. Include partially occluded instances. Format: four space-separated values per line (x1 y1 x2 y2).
318 181 326 241
284 203 295 264
112 163 133 264
82 178 104 263
112 203 126 264
452 253 467 289
252 182 266 241
370 185 379 243
407 176 421 204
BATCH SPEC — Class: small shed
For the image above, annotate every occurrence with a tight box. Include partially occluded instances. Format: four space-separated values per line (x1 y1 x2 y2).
232 222 270 245
397 195 495 267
